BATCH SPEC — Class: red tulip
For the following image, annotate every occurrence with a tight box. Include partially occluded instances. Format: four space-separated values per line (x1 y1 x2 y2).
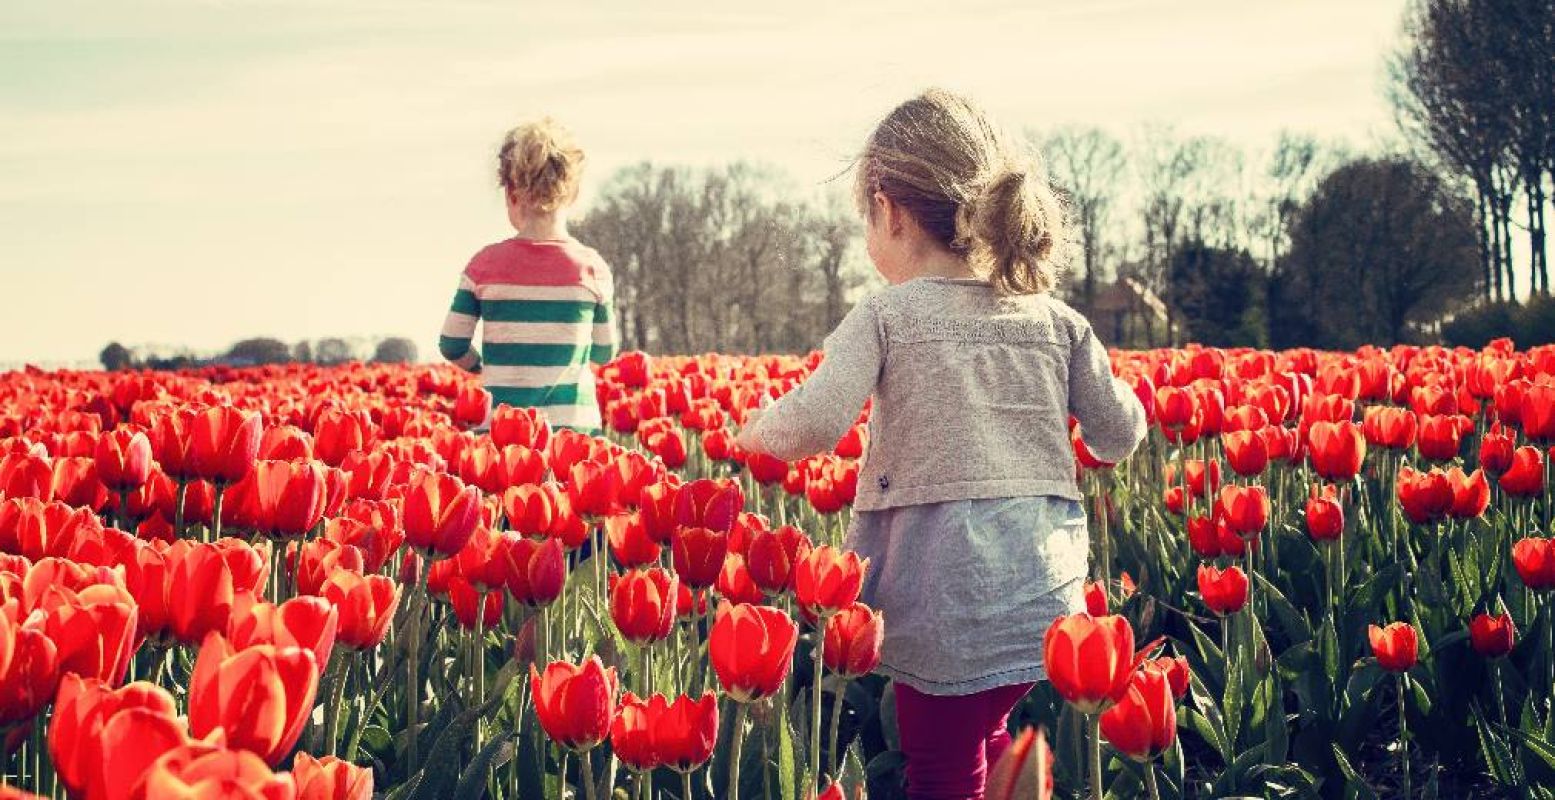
709 601 799 703
227 596 338 676
1368 622 1418 673
1222 430 1268 477
314 408 375 468
1308 421 1366 483
34 576 137 687
1499 447 1546 497
1197 564 1249 615
793 545 867 618
0 451 53 502
258 425 314 462
1147 655 1190 700
0 600 57 730
1362 406 1417 450
292 752 372 800
1397 466 1452 525
606 512 661 568
447 577 504 630
47 673 186 800
1521 382 1555 441
187 406 262 485
1480 423 1516 475
319 570 400 650
1416 414 1466 461
130 742 297 800
610 567 678 645
502 483 558 538
94 429 154 493
332 502 404 573
716 554 767 606
673 478 743 532
1154 387 1196 431
401 471 482 558
530 656 619 751
986 727 1053 800
611 692 658 772
1083 580 1108 616
165 541 240 646
494 533 566 608
702 429 736 462
293 539 366 598
245 460 328 538
1513 537 1555 590
671 526 729 590
823 602 883 678
1215 485 1269 536
567 458 624 518
1445 467 1491 519
1469 613 1515 659
1099 664 1177 761
653 691 720 772
1042 613 1136 714
491 406 553 451
746 525 812 596
1305 484 1344 542
189 632 320 765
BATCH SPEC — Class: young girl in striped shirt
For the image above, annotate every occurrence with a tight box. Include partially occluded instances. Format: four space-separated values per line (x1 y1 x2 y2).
439 118 618 433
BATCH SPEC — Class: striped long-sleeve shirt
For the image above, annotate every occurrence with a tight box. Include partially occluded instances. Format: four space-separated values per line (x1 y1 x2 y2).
438 237 617 432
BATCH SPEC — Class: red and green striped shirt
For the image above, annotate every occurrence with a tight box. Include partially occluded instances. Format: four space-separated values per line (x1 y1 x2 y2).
439 237 617 431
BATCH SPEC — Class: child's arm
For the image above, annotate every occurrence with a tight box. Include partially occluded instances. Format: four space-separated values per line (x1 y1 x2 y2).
738 299 882 462
438 273 483 373
589 298 618 365
1068 321 1147 462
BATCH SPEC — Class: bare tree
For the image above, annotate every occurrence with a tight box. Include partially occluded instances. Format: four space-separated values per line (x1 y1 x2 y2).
1039 127 1126 308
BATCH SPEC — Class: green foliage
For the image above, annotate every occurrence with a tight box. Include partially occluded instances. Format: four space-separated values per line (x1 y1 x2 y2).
1442 294 1555 348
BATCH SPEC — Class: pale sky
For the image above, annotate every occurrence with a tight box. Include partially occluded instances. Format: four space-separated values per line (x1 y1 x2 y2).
0 0 1410 367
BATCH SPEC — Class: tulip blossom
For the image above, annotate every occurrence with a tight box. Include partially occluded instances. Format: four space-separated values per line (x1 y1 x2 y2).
530 656 619 751
130 742 297 800
186 406 262 485
793 545 868 618
1083 580 1108 616
986 727 1053 800
47 674 187 800
671 526 729 590
189 633 320 765
292 752 372 800
94 428 154 492
746 525 812 596
1307 421 1366 483
1305 484 1343 542
822 602 884 678
605 511 661 568
1197 564 1249 615
0 600 58 730
1099 665 1177 761
1444 467 1491 519
494 533 566 608
1215 485 1269 536
1512 537 1555 590
1222 429 1268 476
716 554 767 606
226 596 338 677
401 471 482 558
1480 423 1516 475
1396 466 1453 525
611 567 678 645
1469 613 1515 659
1499 447 1546 497
1368 622 1419 673
610 692 658 772
502 483 558 538
1042 613 1136 714
319 571 400 650
709 601 799 703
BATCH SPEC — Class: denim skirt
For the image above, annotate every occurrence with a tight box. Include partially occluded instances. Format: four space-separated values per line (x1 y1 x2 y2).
845 495 1089 696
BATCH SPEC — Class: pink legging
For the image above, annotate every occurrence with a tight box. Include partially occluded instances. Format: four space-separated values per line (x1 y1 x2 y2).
894 681 1035 800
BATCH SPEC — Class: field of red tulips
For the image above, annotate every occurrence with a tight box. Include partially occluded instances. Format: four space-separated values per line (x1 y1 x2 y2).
1 339 1554 799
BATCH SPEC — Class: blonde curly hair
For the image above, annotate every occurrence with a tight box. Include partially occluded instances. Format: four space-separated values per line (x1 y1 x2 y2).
497 117 585 213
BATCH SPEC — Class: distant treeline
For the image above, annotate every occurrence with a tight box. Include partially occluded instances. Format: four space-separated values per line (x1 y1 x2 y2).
97 336 419 371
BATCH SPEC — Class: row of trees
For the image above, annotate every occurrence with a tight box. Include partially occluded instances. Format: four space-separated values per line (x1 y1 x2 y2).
573 163 863 355
1391 0 1554 303
99 336 418 371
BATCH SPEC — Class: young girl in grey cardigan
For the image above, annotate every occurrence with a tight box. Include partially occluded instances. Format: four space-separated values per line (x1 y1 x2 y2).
737 89 1147 800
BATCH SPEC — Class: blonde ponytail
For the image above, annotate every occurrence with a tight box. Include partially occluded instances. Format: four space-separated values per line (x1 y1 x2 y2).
497 117 585 213
858 89 1069 295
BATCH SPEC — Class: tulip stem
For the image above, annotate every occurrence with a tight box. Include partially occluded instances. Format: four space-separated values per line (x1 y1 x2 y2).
406 571 427 771
728 702 749 800
642 642 653 697
118 488 132 530
580 748 598 800
324 650 348 756
810 613 831 784
1088 713 1104 800
211 484 225 541
174 479 188 538
682 769 693 800
828 678 847 777
1398 673 1411 799
1144 762 1162 800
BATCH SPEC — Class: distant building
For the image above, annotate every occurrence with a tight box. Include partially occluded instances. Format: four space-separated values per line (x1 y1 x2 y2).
1070 278 1176 349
